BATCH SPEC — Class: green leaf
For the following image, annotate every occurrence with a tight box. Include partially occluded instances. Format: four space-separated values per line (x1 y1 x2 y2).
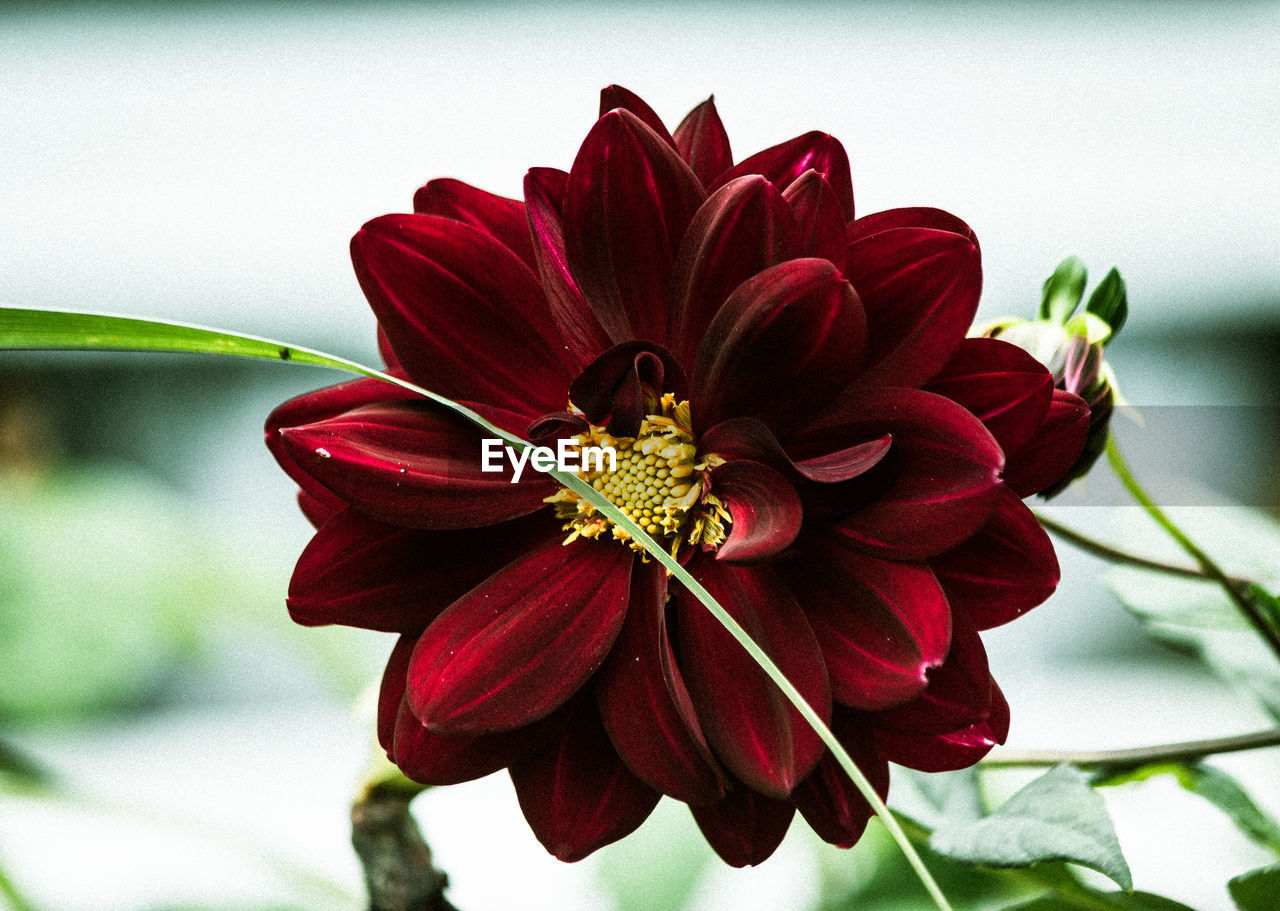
930 764 1132 890
1230 863 1280 911
0 734 53 794
1040 256 1088 324
1009 895 1190 910
1093 762 1280 857
1245 584 1280 642
1085 268 1128 342
0 307 346 369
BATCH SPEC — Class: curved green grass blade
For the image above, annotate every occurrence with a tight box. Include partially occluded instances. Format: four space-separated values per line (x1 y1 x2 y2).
0 306 953 911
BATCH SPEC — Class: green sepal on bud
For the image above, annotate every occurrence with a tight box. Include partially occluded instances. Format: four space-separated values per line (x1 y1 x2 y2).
1085 267 1128 343
1039 255 1088 324
1038 256 1128 346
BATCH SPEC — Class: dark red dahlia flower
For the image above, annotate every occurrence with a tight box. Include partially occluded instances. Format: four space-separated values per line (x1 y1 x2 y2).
266 86 1089 866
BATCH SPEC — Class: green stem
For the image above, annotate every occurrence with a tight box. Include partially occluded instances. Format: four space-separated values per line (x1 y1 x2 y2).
1034 513 1252 588
0 309 954 911
1105 434 1280 664
982 727 1280 769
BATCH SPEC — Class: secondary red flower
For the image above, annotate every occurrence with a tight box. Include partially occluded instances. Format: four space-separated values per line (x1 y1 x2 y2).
266 86 1088 866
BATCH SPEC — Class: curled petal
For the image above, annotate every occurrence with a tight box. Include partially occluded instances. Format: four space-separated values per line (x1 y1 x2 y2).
931 488 1059 630
691 784 795 868
701 416 890 485
709 460 802 562
277 401 556 530
783 169 848 264
599 84 676 146
408 537 632 733
266 376 419 511
511 699 661 862
676 561 830 798
565 109 705 345
692 259 867 433
597 560 726 804
813 389 1004 559
793 711 888 848
846 215 982 388
352 214 572 414
1003 389 1091 498
288 509 553 632
523 167 612 369
925 337 1053 457
716 131 854 221
673 95 733 186
526 411 589 445
875 678 1010 772
667 175 799 367
412 177 536 269
569 341 687 438
783 532 951 709
871 612 994 736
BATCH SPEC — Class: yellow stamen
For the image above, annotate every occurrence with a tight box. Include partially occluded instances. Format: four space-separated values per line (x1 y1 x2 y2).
543 393 730 559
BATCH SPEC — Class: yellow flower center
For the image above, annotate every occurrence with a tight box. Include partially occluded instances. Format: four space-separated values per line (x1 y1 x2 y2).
544 394 730 558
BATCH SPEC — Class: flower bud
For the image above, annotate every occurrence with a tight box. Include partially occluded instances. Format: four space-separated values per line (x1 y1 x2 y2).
976 258 1126 497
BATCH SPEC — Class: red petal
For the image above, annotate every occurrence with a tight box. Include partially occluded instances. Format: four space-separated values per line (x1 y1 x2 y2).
925 337 1053 457
288 509 553 632
710 460 802 562
847 206 976 244
596 560 726 804
412 177 536 269
564 109 705 346
793 710 888 848
384 634 540 785
296 489 340 529
277 401 556 530
376 325 400 371
407 538 632 733
701 416 891 485
783 170 848 265
811 389 1004 559
875 678 1009 772
667 175 799 366
266 376 419 511
676 561 830 798
690 784 795 867
716 131 854 221
511 699 661 862
672 95 733 187
871 613 993 735
1003 389 1091 497
598 84 676 147
377 634 415 756
931 488 1059 630
523 167 612 370
784 532 951 709
351 213 572 415
845 215 981 388
691 258 867 433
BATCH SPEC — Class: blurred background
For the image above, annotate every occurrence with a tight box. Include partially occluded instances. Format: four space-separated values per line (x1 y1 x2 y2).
2 2 1278 909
